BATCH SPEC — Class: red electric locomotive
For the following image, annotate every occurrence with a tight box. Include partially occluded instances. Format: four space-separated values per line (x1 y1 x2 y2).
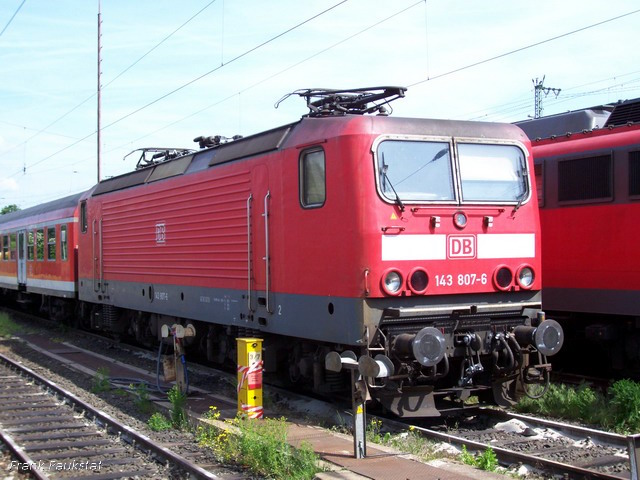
1 88 564 415
517 97 640 373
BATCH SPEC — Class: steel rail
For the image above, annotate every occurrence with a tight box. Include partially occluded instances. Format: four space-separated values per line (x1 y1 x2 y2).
480 407 627 447
0 352 221 480
0 427 48 480
381 415 627 480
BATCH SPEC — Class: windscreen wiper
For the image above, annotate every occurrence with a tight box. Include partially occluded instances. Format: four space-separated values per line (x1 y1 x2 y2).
381 154 405 212
512 191 527 214
383 171 405 212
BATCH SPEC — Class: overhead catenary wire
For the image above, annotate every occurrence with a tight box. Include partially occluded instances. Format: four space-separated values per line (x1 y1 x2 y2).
0 0 26 38
7 0 350 179
0 0 219 161
408 8 640 89
7 0 426 201
4 3 640 202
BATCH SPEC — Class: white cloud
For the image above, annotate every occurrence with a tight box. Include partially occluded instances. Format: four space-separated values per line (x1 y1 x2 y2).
0 177 19 192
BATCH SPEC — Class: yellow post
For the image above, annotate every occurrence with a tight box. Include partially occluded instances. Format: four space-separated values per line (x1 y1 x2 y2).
237 338 263 419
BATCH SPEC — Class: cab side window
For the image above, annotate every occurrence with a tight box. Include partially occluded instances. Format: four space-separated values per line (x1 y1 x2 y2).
80 201 88 233
299 148 326 208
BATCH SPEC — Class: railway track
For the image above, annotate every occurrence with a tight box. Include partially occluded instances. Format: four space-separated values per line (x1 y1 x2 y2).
384 408 633 479
0 352 223 480
5 306 640 479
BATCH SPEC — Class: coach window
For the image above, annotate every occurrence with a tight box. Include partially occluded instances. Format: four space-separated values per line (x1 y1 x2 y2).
80 201 88 233
1 236 7 260
629 151 640 197
60 225 68 261
300 148 326 208
36 229 44 261
9 234 16 261
27 231 34 261
47 227 56 261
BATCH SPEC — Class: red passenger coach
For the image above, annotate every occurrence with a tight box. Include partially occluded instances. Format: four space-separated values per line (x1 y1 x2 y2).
70 88 563 415
517 97 640 372
0 192 84 319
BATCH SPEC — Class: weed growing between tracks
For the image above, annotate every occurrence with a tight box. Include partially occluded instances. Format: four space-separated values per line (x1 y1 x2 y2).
196 407 323 480
0 311 20 338
460 445 499 471
363 419 453 461
515 380 640 433
90 367 111 393
148 412 173 431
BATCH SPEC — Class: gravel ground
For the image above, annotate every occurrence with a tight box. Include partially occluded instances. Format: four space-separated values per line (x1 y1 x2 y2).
0 325 257 479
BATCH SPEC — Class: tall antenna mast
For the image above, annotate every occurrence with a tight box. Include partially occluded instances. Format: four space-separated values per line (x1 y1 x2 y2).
97 0 102 183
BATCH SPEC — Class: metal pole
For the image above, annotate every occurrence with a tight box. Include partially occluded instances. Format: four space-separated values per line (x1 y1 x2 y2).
351 369 366 459
628 434 640 480
97 0 102 183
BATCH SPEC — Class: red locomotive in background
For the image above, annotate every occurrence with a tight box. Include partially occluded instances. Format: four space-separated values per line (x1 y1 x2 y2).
0 88 563 416
518 97 640 374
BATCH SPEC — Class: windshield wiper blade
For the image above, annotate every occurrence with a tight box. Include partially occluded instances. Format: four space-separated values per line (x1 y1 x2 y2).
383 171 405 212
512 191 527 214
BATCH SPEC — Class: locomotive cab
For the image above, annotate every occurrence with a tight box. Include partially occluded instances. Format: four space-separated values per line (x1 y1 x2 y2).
279 90 565 416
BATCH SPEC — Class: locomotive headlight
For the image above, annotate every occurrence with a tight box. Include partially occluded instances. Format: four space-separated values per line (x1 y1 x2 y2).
493 266 513 291
381 269 403 295
453 211 468 229
408 267 429 294
517 266 535 289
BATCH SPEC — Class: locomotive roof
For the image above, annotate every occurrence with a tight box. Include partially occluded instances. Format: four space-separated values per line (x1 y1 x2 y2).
0 191 86 229
516 97 640 140
92 114 529 198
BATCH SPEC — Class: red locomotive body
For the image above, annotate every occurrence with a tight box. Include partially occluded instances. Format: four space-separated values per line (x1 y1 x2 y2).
2 89 564 415
0 193 84 318
518 98 640 371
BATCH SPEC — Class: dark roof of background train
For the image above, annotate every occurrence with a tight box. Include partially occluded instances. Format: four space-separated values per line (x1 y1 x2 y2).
516 97 640 140
0 191 86 225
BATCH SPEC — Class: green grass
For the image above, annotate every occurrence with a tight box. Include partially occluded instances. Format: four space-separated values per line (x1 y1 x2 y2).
148 412 172 431
90 367 111 393
362 418 452 462
131 382 154 414
0 312 20 338
515 379 640 434
460 445 499 471
168 385 188 429
197 412 322 480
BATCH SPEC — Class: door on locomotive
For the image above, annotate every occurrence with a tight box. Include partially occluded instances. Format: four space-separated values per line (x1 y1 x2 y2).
249 164 272 316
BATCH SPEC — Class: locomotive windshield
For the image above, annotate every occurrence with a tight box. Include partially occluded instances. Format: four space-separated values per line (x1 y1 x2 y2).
378 140 455 201
457 143 527 202
376 139 528 204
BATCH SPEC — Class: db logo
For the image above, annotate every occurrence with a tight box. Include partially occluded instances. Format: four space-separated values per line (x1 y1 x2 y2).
448 235 476 259
155 223 166 244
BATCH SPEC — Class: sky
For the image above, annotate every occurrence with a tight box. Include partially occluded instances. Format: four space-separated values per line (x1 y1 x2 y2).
1 0 639 209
